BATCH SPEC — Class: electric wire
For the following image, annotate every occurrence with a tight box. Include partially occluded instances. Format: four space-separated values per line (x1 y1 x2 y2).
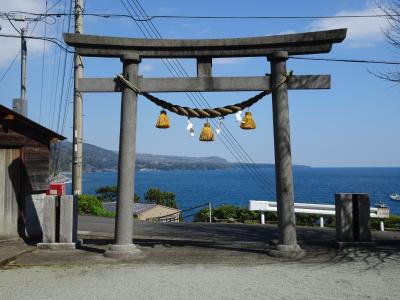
51 0 68 130
3 11 400 21
47 9 61 128
39 0 48 123
55 0 73 134
6 15 21 34
289 56 400 65
0 50 21 84
122 0 274 196
0 34 73 53
0 33 399 65
1 31 398 65
125 0 276 196
122 0 273 194
128 0 281 196
54 0 73 172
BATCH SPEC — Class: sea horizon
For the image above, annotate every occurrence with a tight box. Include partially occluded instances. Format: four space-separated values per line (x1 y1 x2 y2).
66 167 400 216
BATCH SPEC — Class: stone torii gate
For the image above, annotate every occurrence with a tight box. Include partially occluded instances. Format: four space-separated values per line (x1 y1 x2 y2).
64 28 346 258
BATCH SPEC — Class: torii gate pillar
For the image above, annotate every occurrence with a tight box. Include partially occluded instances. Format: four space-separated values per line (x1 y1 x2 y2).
268 51 303 257
104 55 143 259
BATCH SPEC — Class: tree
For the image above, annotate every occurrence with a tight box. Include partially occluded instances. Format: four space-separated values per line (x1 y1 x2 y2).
162 192 177 209
144 188 164 205
133 194 141 203
96 185 140 203
96 185 117 202
377 0 400 82
144 188 177 208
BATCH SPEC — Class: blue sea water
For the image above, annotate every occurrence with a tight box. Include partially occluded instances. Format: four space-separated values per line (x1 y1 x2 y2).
66 167 400 216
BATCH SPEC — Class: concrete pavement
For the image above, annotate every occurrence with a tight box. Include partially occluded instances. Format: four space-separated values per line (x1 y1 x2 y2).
1 216 400 267
2 218 400 299
0 239 35 266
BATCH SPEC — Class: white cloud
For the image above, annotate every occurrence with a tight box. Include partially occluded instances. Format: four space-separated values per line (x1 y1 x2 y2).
309 3 388 48
213 57 249 65
0 0 55 69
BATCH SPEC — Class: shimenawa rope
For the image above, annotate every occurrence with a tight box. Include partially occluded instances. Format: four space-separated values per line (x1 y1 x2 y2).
117 71 292 119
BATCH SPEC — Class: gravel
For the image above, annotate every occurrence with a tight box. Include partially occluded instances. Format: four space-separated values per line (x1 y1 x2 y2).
1 259 400 300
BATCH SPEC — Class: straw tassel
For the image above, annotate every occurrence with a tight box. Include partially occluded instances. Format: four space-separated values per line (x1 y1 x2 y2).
199 122 214 142
240 112 256 130
155 110 170 128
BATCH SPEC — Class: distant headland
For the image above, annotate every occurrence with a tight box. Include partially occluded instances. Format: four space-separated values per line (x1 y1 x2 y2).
52 141 310 172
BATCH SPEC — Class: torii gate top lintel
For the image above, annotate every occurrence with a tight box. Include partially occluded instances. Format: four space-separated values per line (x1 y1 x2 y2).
64 29 347 94
64 28 347 58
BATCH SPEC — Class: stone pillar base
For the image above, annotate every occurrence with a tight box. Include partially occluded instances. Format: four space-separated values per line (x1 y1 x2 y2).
268 244 305 259
37 243 76 250
103 244 145 260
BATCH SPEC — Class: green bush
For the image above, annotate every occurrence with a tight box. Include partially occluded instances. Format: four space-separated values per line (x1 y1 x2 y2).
195 205 261 222
78 194 115 217
195 204 339 226
78 194 103 215
371 215 400 230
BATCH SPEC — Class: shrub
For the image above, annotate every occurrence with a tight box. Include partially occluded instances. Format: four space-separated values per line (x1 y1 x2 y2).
78 194 103 215
78 194 116 217
371 215 400 230
194 205 339 226
195 205 261 222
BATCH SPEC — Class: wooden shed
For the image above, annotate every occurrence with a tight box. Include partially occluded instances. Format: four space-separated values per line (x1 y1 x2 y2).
0 105 66 240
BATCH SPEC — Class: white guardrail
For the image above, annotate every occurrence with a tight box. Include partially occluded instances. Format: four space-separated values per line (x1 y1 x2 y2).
248 200 390 231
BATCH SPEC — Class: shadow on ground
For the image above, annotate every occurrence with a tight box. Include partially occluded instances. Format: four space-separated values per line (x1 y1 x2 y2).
7 218 400 267
74 220 400 267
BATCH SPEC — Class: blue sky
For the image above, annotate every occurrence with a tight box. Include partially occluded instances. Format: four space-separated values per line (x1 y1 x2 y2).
0 0 399 167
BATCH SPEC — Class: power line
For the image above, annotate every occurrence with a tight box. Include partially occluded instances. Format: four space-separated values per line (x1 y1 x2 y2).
0 50 21 84
2 11 400 21
0 33 73 53
39 0 49 123
289 56 400 65
4 31 398 66
50 1 66 130
53 0 73 172
55 0 73 134
122 0 275 196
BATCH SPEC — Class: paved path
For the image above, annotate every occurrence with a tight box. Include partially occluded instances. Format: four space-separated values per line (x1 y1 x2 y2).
0 239 34 266
1 217 400 299
2 256 400 299
78 215 400 246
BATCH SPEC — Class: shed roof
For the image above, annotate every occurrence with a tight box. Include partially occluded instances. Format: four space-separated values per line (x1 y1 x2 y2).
0 104 66 141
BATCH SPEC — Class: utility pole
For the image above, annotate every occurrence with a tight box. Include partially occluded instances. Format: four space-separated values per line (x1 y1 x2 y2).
72 0 84 195
13 27 28 116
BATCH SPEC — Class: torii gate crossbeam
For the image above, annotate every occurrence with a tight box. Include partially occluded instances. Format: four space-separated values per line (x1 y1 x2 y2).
64 29 346 259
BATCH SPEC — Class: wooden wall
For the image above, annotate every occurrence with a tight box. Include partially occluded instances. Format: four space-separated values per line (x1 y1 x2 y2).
0 148 21 239
0 122 50 192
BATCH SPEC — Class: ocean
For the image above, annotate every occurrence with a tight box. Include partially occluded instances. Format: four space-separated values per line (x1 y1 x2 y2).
66 167 400 216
